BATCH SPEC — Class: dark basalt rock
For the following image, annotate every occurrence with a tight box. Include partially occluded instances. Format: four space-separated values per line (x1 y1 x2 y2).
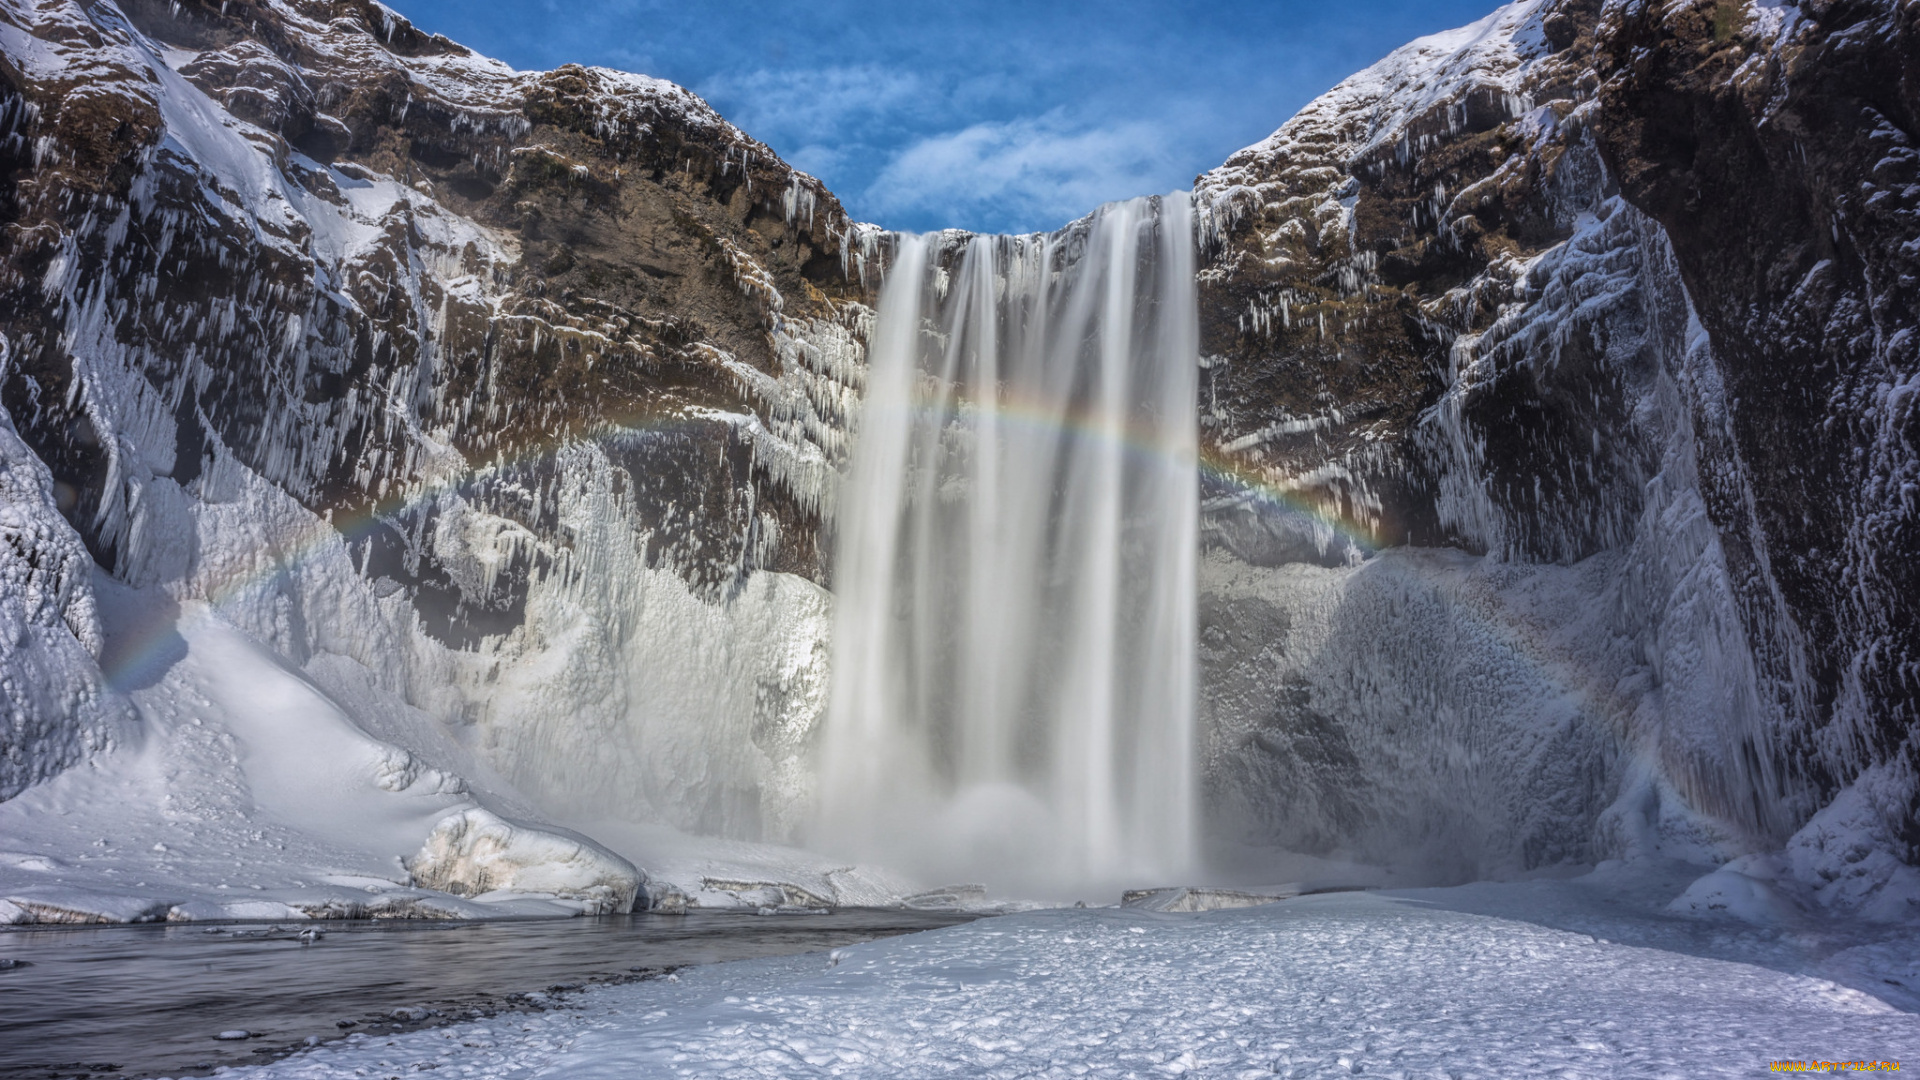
0 0 868 643
1193 0 1916 878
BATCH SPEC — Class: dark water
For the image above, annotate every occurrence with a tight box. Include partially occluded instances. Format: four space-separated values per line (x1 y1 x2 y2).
0 910 975 1079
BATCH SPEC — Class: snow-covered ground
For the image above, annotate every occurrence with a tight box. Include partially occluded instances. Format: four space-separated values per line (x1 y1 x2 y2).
187 870 1919 1079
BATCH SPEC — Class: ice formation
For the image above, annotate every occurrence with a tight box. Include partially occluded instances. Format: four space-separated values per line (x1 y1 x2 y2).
818 197 1198 895
1182 0 1920 916
0 341 130 802
406 807 644 914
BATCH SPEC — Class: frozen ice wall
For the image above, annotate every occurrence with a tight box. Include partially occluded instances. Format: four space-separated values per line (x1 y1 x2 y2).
818 197 1200 896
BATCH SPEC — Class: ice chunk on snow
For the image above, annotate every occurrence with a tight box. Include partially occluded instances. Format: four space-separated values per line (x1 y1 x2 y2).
901 884 990 911
372 747 468 796
406 807 645 915
1667 868 1802 925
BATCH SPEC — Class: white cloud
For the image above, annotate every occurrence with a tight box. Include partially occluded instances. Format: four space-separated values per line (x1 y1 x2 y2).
699 65 929 145
694 66 1204 233
861 111 1188 234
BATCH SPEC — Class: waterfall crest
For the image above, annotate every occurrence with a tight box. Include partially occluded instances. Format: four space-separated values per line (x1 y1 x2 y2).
818 195 1199 896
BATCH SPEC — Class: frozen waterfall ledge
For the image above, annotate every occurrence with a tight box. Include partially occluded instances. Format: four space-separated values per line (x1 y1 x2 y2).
406 808 646 915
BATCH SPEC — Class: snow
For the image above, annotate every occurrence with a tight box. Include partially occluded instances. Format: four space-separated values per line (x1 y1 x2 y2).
407 807 644 915
0 579 618 923
1198 1 1548 237
188 875 1920 1079
1669 864 1805 926
1784 767 1920 923
0 556 922 922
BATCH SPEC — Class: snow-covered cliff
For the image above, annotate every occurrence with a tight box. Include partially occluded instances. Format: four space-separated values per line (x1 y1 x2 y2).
0 0 1913 920
0 0 888 918
1193 0 1918 915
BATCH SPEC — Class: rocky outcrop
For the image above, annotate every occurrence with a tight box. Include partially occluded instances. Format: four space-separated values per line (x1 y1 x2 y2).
0 0 869 842
0 0 872 609
0 371 128 799
1589 0 1920 906
1192 0 1916 906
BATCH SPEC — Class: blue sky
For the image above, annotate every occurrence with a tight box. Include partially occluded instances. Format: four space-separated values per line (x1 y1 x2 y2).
390 0 1501 234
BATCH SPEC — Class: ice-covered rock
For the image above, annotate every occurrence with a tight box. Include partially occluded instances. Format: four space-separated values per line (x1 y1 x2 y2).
1120 885 1300 913
1189 0 1919 912
0 339 131 801
406 807 646 915
1784 766 1920 923
0 0 869 861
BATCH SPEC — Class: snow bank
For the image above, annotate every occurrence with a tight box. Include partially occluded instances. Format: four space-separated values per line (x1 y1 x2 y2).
1668 865 1804 926
0 581 654 924
406 807 644 914
1784 765 1920 922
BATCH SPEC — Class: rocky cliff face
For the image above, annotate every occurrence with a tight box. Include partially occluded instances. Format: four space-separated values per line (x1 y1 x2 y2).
1593 0 1919 906
0 0 1913 913
0 0 869 838
1193 0 1917 910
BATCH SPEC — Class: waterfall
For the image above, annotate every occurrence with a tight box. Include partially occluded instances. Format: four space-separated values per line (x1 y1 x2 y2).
817 195 1199 897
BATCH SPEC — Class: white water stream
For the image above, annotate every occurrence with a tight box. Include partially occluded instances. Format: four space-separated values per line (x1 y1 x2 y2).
817 196 1200 896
